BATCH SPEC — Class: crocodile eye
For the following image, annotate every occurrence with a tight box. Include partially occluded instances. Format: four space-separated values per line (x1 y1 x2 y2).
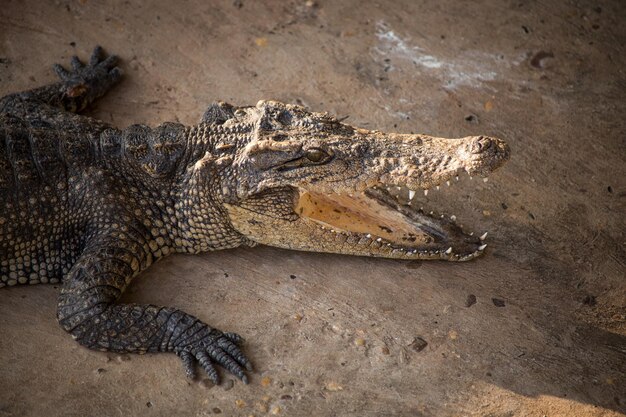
305 148 327 163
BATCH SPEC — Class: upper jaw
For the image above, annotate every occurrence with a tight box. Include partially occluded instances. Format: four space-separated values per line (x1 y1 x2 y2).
330 134 510 195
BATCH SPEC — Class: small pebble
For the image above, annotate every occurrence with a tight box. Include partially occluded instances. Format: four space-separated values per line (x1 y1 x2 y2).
492 298 506 307
464 114 479 124
354 338 366 347
222 379 234 391
530 50 554 68
261 376 272 387
465 294 477 308
271 405 282 415
256 402 269 412
198 378 214 389
325 381 343 391
381 346 390 355
582 295 597 306
212 407 222 414
235 399 246 408
448 330 458 340
409 337 428 352
280 394 293 400
292 313 303 322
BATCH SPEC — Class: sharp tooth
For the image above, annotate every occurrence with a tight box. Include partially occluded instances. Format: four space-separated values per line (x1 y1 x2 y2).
436 185 440 190
441 214 445 218
446 181 451 186
478 244 487 251
483 177 489 183
445 247 452 254
424 189 429 196
376 238 382 242
480 232 488 241
450 215 456 221
429 211 434 215
455 176 459 181
470 176 473 180
366 234 371 238
469 232 474 236
409 190 416 200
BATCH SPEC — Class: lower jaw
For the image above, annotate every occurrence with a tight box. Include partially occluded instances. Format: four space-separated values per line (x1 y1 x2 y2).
295 187 486 261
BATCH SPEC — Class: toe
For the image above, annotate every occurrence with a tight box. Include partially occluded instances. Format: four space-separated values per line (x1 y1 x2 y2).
208 346 247 383
195 351 220 384
218 337 253 371
100 54 118 70
70 56 83 71
53 64 71 81
223 332 244 345
89 46 104 66
178 350 196 379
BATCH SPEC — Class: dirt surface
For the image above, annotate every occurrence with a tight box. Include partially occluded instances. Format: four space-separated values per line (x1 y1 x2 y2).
1 0 625 416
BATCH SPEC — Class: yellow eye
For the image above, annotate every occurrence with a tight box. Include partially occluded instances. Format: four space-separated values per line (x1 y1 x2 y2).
305 149 326 163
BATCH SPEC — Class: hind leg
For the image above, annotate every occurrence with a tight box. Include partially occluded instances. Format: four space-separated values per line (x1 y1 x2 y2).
1 46 122 115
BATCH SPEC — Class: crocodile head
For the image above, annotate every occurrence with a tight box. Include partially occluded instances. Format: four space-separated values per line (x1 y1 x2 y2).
204 100 509 261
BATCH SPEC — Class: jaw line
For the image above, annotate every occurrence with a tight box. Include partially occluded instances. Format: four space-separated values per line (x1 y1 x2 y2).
293 168 489 261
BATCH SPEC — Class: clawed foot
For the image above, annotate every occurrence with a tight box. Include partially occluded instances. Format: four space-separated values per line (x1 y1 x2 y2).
53 46 122 111
174 327 253 385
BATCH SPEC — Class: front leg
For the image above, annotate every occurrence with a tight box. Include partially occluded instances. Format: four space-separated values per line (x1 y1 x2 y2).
1 46 121 114
56 236 252 384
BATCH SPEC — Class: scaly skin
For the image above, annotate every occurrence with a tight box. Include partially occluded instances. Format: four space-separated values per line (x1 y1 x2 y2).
0 47 509 384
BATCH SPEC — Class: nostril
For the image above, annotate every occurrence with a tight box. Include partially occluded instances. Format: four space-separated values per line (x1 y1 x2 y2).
470 136 493 154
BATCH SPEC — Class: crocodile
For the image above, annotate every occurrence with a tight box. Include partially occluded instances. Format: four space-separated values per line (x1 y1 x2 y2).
0 47 509 384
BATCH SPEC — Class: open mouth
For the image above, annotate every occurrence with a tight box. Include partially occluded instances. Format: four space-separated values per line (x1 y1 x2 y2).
295 170 489 261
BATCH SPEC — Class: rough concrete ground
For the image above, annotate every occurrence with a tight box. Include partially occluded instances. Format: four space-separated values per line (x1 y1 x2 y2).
1 0 625 416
